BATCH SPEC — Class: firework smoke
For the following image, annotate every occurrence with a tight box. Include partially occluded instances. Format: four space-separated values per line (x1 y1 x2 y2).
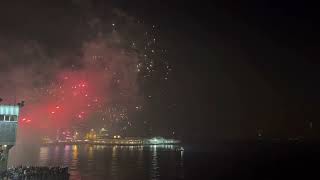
0 9 171 144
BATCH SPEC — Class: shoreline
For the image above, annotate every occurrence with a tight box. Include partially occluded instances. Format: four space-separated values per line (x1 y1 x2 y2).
42 142 181 146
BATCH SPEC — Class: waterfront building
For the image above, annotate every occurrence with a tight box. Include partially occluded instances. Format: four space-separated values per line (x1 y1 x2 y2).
85 129 97 141
0 104 20 172
97 128 109 141
144 137 180 145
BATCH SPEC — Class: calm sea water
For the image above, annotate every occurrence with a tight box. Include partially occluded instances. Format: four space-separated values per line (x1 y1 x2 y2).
9 144 184 180
7 142 320 179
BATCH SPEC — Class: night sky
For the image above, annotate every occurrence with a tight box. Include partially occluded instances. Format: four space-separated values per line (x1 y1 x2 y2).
0 0 318 142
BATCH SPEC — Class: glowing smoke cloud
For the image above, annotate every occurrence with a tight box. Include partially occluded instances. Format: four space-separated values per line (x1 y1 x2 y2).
0 10 171 143
16 38 140 139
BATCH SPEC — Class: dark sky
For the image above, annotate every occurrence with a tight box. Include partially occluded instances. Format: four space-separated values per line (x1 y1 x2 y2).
118 0 319 140
0 0 319 141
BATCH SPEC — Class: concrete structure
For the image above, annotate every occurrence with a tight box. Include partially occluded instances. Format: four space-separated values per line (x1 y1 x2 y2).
0 105 20 172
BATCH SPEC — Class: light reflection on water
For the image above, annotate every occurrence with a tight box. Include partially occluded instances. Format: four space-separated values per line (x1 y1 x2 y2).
151 145 159 180
38 146 48 166
9 144 184 180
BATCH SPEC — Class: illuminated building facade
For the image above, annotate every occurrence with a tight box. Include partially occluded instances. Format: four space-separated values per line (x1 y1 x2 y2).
85 129 97 141
0 105 20 172
97 128 109 141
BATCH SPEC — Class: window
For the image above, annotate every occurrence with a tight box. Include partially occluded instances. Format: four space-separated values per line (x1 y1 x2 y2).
10 115 17 122
0 115 4 121
4 116 10 121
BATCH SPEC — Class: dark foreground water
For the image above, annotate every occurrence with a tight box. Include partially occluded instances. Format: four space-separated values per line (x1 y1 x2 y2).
7 142 320 179
9 144 184 180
